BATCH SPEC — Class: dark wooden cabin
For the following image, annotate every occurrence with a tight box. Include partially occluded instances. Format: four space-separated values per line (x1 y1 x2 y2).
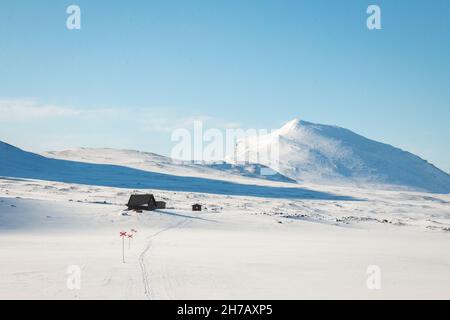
192 204 202 211
127 194 157 211
156 201 166 209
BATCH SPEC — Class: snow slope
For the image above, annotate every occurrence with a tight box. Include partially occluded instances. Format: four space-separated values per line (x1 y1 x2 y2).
231 118 450 193
0 141 346 200
44 148 294 183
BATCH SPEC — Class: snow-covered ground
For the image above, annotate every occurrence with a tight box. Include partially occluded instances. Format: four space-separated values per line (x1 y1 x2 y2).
1 175 449 299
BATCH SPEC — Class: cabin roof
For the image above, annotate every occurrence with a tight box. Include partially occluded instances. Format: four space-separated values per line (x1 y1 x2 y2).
127 194 156 207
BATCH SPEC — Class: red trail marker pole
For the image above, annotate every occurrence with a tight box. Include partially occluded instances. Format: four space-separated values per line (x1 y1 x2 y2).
127 233 133 249
120 231 127 263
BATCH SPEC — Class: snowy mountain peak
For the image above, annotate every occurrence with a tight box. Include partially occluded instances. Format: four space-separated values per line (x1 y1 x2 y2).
276 118 336 138
277 118 302 135
233 119 450 193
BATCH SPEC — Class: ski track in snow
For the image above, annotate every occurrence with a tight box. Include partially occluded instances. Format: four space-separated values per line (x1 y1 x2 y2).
138 218 189 299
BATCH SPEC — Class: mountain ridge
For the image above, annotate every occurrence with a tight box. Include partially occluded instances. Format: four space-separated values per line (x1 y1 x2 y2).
0 140 349 200
1 118 449 193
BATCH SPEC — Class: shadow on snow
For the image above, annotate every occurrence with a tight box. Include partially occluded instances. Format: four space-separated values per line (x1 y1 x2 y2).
0 155 358 201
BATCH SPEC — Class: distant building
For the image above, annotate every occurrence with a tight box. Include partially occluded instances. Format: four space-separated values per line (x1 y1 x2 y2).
192 204 202 211
127 194 157 211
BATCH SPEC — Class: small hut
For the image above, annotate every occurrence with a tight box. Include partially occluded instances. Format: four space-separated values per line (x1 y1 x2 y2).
156 201 166 209
127 194 157 211
192 204 202 211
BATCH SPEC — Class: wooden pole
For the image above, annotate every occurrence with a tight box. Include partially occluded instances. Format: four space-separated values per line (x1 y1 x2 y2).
122 236 125 263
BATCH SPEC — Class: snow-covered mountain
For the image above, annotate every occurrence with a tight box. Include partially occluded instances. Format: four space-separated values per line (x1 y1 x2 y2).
230 118 450 193
43 148 294 183
1 117 449 194
0 141 307 199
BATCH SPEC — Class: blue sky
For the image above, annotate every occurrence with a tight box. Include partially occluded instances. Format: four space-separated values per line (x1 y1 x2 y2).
0 0 449 172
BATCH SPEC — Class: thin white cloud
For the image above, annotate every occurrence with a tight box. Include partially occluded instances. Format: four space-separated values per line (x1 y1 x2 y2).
0 99 81 119
0 98 242 133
